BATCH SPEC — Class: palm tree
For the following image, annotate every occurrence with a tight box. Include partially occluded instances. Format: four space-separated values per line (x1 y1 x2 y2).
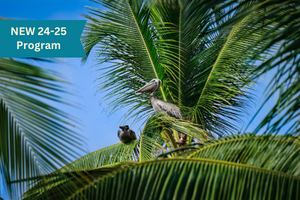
22 0 300 199
0 57 85 199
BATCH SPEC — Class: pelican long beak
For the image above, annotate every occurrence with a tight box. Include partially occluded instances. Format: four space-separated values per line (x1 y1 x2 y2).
135 82 156 93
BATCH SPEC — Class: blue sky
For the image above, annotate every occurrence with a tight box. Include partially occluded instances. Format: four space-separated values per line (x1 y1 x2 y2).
0 0 279 198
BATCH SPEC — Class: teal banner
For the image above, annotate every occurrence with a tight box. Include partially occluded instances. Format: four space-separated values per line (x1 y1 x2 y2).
0 20 86 57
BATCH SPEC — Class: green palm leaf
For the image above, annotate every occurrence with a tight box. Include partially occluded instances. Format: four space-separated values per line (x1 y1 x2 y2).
82 0 268 137
82 0 180 122
145 1 252 136
189 134 300 176
22 113 210 199
22 141 139 200
25 158 300 200
61 140 140 172
0 58 84 199
240 1 300 136
181 5 269 135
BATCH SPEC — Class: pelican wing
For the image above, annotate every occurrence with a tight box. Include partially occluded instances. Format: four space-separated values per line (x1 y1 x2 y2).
156 99 183 119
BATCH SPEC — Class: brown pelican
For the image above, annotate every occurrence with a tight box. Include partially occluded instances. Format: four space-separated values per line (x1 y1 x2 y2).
118 125 137 143
135 79 187 146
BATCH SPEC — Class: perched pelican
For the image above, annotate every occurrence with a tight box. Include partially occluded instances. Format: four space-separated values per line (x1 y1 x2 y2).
118 125 137 143
135 79 187 146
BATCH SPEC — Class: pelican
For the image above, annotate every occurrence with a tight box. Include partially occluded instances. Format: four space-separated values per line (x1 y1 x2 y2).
135 79 187 146
118 125 137 143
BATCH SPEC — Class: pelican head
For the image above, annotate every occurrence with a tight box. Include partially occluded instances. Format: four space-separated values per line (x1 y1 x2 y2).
135 79 161 94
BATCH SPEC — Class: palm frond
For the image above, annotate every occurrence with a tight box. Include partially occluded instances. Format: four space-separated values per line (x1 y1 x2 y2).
27 158 300 200
82 0 267 137
144 1 257 137
61 140 139 172
22 112 210 198
242 1 300 136
82 0 180 122
189 134 300 176
138 113 208 160
0 58 84 199
22 141 139 200
184 4 273 136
